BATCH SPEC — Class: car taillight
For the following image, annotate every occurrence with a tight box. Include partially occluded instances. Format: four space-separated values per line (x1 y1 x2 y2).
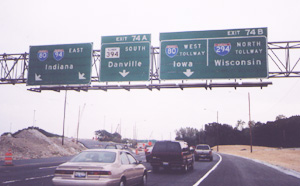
55 170 73 174
87 171 112 175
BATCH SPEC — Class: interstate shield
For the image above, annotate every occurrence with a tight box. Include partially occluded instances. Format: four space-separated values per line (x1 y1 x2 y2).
165 45 178 58
214 43 231 56
53 49 64 61
37 50 48 61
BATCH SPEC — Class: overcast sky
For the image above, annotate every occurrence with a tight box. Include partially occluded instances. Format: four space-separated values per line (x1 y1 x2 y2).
1 0 300 140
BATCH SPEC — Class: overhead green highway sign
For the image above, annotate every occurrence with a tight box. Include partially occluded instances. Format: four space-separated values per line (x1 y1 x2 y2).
160 28 268 80
27 43 93 85
100 34 151 82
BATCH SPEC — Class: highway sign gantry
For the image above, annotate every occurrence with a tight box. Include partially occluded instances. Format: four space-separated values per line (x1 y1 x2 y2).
159 28 268 80
27 43 93 85
100 34 151 82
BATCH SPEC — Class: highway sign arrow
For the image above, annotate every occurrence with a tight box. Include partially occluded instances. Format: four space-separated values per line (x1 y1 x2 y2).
119 70 130 77
183 69 194 77
78 72 86 80
35 73 42 81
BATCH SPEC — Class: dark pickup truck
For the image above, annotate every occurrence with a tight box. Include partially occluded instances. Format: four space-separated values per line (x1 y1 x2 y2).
149 140 194 173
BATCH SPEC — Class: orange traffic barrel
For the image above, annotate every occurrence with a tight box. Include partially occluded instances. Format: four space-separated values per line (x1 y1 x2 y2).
4 149 13 166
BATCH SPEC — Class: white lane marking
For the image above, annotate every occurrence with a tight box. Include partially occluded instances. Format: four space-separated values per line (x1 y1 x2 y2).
39 166 57 169
25 174 54 181
193 153 222 186
2 180 21 184
2 174 54 184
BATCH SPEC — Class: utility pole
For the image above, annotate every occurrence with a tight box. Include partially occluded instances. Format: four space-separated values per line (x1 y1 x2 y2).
217 111 219 152
104 115 106 131
33 110 36 127
248 92 253 153
62 90 67 145
76 107 80 144
76 104 86 144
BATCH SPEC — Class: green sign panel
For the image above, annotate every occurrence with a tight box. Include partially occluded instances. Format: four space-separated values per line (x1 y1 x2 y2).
27 43 93 85
160 28 268 80
100 34 151 82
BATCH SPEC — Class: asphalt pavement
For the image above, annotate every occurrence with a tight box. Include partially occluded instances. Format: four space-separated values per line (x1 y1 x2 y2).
199 153 300 186
1 144 300 186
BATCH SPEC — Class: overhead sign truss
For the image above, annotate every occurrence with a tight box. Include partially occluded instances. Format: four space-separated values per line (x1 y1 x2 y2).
1 41 300 91
268 41 300 78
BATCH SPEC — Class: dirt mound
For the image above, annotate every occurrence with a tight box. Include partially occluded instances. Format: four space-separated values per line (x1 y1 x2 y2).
0 129 86 160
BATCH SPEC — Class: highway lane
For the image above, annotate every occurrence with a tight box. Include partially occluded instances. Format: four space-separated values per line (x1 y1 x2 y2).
143 153 220 186
0 157 72 186
1 152 300 186
0 152 219 186
199 153 300 186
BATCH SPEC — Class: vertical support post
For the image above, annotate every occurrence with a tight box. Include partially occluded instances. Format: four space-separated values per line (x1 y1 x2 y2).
33 110 36 127
150 46 154 84
76 106 80 144
217 111 219 152
248 92 253 153
62 90 67 145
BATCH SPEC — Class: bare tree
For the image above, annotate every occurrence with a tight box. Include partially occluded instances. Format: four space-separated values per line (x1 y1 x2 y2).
235 120 245 131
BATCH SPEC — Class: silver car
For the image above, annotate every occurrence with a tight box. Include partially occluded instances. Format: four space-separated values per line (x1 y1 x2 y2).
52 149 147 186
194 144 213 161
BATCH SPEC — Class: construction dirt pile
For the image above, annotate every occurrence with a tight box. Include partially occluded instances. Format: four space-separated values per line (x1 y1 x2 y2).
216 145 300 173
0 129 86 160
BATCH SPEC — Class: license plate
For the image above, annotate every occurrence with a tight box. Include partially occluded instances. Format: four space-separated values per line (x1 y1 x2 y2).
163 162 169 166
74 171 86 178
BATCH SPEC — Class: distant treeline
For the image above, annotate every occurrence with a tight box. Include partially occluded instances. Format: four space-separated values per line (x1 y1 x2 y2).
95 130 122 143
175 116 300 148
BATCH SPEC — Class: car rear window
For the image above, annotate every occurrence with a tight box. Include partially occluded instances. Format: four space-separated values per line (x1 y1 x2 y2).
153 142 181 153
105 145 116 149
196 145 209 150
70 151 116 163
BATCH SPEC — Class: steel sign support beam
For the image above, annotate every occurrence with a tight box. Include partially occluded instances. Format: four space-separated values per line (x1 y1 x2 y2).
0 41 300 91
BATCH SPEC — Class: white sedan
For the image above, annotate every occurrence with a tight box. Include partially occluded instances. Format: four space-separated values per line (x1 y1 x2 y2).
52 149 147 186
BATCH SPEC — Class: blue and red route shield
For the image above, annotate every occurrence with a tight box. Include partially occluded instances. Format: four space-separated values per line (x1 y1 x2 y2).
53 49 64 61
37 50 48 61
214 43 231 56
165 45 178 58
